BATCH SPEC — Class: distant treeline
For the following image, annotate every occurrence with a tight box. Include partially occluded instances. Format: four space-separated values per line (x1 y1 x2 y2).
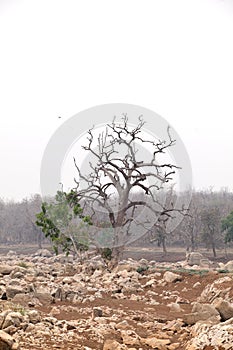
140 188 233 257
0 194 45 248
0 189 233 256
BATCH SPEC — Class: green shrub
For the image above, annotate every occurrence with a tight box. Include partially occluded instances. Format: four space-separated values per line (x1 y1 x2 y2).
136 266 149 274
217 269 229 274
18 261 28 269
100 247 113 261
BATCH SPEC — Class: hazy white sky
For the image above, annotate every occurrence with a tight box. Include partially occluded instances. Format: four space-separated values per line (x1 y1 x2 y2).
0 0 233 200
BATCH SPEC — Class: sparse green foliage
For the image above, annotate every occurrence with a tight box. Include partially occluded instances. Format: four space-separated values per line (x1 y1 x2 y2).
16 306 26 316
136 266 149 274
217 269 229 274
18 261 28 269
200 206 221 258
222 211 233 244
99 247 113 261
35 190 92 257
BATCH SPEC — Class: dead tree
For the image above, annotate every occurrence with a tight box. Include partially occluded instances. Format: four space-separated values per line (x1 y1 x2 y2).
72 115 184 261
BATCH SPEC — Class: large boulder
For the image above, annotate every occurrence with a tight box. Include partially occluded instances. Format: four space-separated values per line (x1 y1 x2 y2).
34 249 52 258
186 317 233 350
0 266 14 276
213 298 233 321
0 330 19 350
163 271 182 283
223 260 233 271
115 262 139 273
186 252 206 266
27 310 41 324
198 276 232 303
12 293 32 306
183 302 220 325
120 330 141 346
33 291 53 305
1 311 23 330
5 286 26 300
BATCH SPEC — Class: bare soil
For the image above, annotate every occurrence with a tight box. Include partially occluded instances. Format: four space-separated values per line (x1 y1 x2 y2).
1 245 233 349
33 270 232 350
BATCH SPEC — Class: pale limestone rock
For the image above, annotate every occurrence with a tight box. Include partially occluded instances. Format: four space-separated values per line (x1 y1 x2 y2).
34 249 52 258
115 321 129 330
198 276 232 303
27 310 41 324
224 260 233 271
183 302 220 325
141 336 171 349
103 339 126 350
120 330 140 346
213 298 233 321
186 252 206 266
0 330 15 349
12 293 32 306
5 286 25 300
49 307 61 316
1 312 23 329
0 266 14 276
163 271 182 283
187 318 233 349
193 282 201 288
168 302 183 313
168 343 180 350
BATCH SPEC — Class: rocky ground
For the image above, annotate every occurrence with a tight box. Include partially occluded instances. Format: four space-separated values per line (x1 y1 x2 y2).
0 250 233 349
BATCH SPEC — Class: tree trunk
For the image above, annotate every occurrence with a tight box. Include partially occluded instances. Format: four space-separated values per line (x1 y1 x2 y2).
37 231 42 249
33 224 42 249
191 228 196 251
109 246 124 268
211 238 217 258
224 243 228 259
161 236 167 255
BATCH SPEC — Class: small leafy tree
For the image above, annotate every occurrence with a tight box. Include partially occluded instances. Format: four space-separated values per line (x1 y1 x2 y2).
35 190 92 257
222 211 233 243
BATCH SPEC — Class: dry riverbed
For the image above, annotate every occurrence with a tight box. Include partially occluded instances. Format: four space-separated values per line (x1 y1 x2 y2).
0 249 233 349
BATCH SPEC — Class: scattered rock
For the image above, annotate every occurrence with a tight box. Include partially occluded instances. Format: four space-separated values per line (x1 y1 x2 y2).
92 307 103 318
103 339 125 350
223 260 233 271
27 310 41 324
34 249 53 258
0 254 231 349
0 330 18 350
168 302 183 312
186 252 206 266
193 282 201 288
0 266 14 276
213 298 233 321
163 271 182 283
6 286 25 300
141 336 171 349
120 330 140 346
198 276 232 303
187 317 233 350
183 302 220 325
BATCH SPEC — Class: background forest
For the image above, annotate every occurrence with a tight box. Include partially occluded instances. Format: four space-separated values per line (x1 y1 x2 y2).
1 189 233 258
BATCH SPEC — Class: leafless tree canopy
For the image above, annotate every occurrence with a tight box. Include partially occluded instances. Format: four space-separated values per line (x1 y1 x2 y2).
72 115 182 249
